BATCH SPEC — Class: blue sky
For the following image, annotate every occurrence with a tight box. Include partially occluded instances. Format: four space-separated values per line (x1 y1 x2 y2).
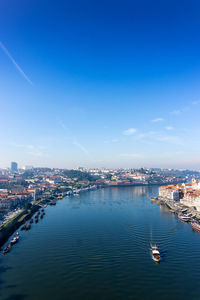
0 0 200 169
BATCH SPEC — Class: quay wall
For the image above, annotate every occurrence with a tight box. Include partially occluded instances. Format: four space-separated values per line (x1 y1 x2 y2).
0 205 39 248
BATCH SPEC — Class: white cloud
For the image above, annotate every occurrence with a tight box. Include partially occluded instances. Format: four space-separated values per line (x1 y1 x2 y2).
104 139 119 143
29 151 43 157
123 128 137 136
157 135 182 145
170 110 181 115
151 118 164 123
11 142 48 157
10 143 34 149
0 41 33 85
165 126 173 130
192 100 200 105
73 139 89 154
59 120 89 156
120 153 144 158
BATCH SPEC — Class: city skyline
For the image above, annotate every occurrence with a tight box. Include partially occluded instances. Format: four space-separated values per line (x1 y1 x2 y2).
1 0 200 169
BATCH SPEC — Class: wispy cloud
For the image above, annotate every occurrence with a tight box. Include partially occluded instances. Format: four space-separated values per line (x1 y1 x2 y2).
11 142 48 157
165 126 173 130
151 118 164 123
29 150 44 157
73 139 89 154
157 135 182 145
0 41 33 85
104 138 119 143
120 153 144 158
10 142 34 149
170 110 181 115
170 107 190 115
123 128 137 136
59 121 89 155
192 100 200 105
135 131 182 145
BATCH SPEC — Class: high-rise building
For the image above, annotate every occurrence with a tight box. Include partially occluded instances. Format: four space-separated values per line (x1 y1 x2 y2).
11 162 18 172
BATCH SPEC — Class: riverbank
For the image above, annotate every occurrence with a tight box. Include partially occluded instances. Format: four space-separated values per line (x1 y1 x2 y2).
99 181 182 188
0 204 40 249
157 196 200 222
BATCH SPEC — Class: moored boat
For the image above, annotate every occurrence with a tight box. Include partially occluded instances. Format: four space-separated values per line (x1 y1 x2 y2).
3 243 11 254
178 214 191 222
21 224 26 231
10 232 19 245
25 224 31 230
192 221 200 232
151 245 161 262
50 200 56 205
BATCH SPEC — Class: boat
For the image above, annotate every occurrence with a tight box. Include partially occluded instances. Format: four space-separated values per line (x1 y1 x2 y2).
151 245 161 262
21 224 26 231
25 224 31 230
10 232 19 245
192 221 200 232
30 218 33 224
50 200 56 205
57 195 63 199
181 208 188 213
3 243 11 254
178 214 191 222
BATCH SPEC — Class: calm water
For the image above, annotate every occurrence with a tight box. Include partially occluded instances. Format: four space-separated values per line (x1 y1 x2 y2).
1 186 200 300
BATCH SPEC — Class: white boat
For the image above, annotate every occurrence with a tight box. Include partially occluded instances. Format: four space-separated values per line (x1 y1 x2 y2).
178 214 191 222
10 232 19 245
151 245 161 262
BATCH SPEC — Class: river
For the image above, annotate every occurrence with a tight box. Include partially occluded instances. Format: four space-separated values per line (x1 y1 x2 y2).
0 186 200 300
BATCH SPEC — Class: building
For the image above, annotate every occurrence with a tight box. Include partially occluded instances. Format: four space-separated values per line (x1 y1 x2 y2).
11 162 18 172
158 185 181 201
159 178 200 210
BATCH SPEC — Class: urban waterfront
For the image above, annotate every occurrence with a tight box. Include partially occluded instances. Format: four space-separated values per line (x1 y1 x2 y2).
0 186 200 300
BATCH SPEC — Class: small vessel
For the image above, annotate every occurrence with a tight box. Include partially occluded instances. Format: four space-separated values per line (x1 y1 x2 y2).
10 232 19 245
50 200 56 205
3 244 11 254
25 224 31 230
178 214 191 222
151 245 161 262
30 219 33 224
192 221 200 232
21 224 26 231
57 195 63 199
181 208 188 213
